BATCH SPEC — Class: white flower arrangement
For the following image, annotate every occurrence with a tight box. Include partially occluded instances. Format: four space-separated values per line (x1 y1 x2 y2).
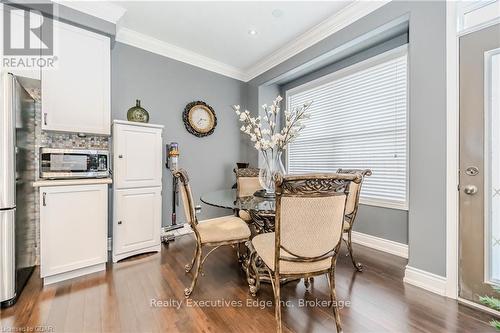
233 96 312 154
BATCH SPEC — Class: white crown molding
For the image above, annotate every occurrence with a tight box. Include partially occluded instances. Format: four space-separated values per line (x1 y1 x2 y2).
348 231 408 258
116 28 247 81
244 0 390 81
51 0 127 24
404 266 447 296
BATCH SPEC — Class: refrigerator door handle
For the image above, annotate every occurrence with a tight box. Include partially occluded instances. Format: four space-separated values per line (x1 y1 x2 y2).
0 73 16 210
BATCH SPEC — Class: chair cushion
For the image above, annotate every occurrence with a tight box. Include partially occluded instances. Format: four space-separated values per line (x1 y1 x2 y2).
197 215 251 244
252 233 333 274
238 210 252 222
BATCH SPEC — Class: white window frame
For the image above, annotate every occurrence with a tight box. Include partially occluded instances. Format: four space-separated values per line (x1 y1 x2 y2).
484 48 500 286
285 45 409 211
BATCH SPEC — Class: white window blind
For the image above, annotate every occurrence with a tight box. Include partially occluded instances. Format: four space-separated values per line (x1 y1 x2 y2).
287 47 408 210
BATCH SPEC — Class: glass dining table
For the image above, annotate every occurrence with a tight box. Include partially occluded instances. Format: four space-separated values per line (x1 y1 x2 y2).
200 189 277 233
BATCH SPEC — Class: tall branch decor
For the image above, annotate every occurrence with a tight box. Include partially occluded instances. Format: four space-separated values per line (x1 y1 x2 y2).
233 96 312 196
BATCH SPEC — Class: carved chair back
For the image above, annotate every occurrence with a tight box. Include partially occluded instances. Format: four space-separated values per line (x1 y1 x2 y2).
235 167 262 197
336 169 372 219
274 173 361 272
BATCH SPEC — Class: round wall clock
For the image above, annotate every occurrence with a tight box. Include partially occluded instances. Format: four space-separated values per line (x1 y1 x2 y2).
183 101 217 137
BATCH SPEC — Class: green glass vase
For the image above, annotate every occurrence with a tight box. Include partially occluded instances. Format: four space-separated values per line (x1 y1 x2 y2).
127 99 149 123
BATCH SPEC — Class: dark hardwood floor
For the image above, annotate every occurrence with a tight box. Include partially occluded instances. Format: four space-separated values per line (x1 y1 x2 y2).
1 235 496 333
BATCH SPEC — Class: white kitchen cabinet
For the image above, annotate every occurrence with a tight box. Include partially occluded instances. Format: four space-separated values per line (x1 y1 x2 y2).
41 18 110 135
39 184 108 284
113 187 162 262
113 121 163 189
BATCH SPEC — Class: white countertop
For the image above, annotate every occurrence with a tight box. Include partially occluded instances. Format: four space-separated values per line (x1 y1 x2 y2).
33 178 113 187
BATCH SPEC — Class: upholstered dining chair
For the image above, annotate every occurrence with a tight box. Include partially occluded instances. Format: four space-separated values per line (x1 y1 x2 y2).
250 173 361 333
234 167 262 223
173 169 251 297
336 168 372 271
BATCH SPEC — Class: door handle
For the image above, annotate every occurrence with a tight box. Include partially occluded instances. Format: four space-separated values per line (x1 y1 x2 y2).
118 155 123 159
464 185 478 195
43 113 47 125
42 192 46 206
118 221 122 225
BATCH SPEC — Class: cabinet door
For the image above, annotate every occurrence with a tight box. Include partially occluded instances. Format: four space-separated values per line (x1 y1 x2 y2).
114 187 161 255
41 19 110 135
40 184 108 278
113 124 163 189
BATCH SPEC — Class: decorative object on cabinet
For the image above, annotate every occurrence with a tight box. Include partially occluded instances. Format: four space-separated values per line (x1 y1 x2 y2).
183 101 217 137
112 120 163 263
233 96 311 197
127 99 150 123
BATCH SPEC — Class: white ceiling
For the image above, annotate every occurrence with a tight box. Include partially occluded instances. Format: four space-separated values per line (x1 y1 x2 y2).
114 1 351 70
57 1 388 81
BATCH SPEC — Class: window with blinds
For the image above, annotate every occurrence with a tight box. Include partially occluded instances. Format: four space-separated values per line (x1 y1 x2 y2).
286 47 408 210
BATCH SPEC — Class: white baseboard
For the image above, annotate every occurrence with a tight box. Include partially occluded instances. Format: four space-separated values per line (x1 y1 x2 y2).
348 231 408 258
43 263 106 285
404 265 447 296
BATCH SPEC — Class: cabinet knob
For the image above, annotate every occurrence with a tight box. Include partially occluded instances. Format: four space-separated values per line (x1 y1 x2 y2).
118 221 122 225
118 155 123 159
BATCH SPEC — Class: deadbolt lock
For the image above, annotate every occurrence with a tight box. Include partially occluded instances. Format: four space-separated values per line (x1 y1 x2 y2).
465 166 479 176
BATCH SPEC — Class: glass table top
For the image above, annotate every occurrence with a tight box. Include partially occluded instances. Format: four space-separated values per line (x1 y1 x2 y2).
200 189 276 213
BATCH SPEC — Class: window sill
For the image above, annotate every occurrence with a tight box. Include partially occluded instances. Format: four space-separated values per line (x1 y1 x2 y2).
359 198 409 211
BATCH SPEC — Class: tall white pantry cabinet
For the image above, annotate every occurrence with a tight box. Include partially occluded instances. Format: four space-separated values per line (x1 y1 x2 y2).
112 120 163 262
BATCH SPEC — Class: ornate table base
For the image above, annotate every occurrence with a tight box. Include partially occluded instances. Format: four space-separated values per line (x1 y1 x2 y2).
242 211 304 296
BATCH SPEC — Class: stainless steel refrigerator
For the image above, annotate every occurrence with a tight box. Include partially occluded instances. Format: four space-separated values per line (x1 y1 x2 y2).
0 73 37 307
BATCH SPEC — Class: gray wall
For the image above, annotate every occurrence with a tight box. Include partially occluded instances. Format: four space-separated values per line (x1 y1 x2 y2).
111 42 248 227
248 1 447 276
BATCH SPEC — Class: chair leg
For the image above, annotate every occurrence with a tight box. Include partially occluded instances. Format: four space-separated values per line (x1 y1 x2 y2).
249 251 261 296
185 242 200 273
184 243 203 298
346 229 363 272
273 272 282 333
329 270 343 333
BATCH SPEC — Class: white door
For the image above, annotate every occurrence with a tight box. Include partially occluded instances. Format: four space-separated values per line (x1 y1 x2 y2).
113 187 161 255
41 19 110 135
40 184 108 278
113 124 163 189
